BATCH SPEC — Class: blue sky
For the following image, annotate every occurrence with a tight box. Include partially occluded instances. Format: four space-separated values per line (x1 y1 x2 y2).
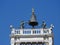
0 0 60 45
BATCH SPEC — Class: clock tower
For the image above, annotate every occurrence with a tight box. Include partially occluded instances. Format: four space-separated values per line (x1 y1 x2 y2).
10 8 54 45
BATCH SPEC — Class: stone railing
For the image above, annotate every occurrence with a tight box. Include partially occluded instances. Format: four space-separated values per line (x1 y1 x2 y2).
11 28 52 35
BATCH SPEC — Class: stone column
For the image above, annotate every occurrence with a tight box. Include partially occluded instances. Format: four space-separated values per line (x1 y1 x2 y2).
11 38 15 45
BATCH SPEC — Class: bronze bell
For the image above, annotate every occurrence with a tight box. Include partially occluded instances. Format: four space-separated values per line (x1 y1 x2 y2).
29 8 38 28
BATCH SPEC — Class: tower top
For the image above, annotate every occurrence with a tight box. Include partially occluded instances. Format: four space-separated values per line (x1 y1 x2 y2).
10 8 54 45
